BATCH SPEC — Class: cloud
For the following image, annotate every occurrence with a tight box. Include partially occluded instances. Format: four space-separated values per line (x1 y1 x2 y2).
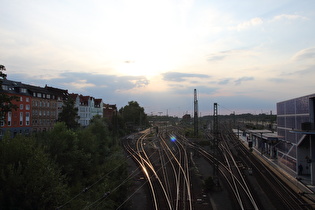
272 14 308 21
218 78 231 85
162 71 210 82
207 51 232 62
232 17 263 31
234 76 254 85
207 54 227 61
134 78 150 87
67 80 95 89
207 49 257 62
9 71 150 94
269 78 287 83
292 48 315 61
293 65 315 76
171 85 218 95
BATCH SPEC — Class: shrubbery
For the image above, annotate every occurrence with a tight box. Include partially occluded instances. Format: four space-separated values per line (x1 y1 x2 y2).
0 118 129 209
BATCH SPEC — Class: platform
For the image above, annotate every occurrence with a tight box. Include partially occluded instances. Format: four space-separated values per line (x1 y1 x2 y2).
236 131 315 207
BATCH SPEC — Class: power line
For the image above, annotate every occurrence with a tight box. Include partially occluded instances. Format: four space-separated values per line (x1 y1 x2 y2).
56 158 130 209
217 103 235 114
82 149 160 209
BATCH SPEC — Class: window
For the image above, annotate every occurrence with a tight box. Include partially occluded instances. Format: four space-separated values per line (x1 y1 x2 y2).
2 85 8 90
26 104 30 110
26 112 30 126
37 93 42 97
20 104 23 110
26 97 30 102
20 97 23 102
20 112 23 126
47 94 50 99
7 112 12 126
20 88 27 93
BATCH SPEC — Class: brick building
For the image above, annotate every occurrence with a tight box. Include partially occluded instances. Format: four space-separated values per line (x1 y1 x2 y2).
0 80 32 137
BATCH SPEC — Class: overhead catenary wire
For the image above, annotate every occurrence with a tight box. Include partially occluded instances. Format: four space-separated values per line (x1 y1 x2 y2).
56 156 131 209
82 144 161 209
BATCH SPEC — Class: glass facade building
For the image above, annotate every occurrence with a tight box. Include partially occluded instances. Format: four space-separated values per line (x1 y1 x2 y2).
277 93 315 173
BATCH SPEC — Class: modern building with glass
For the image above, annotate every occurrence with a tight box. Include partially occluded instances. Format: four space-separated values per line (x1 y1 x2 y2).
277 93 315 184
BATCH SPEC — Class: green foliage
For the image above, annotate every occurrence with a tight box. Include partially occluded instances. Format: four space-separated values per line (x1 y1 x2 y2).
0 116 130 209
58 97 80 130
44 120 128 209
0 82 152 209
0 65 19 120
0 135 68 209
119 101 149 132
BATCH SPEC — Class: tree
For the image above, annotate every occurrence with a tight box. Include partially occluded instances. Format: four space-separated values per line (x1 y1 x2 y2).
58 97 80 130
0 135 68 209
0 65 18 121
119 101 149 131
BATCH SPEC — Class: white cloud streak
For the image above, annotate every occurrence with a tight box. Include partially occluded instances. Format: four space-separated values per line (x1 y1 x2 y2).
272 14 308 21
232 17 263 31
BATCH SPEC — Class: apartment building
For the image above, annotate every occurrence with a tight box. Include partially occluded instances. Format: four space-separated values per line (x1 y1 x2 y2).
0 80 32 137
1 78 116 137
70 94 104 127
45 85 69 116
23 84 58 132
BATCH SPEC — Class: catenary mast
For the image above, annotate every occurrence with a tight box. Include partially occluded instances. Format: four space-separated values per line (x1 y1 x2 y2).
194 89 198 137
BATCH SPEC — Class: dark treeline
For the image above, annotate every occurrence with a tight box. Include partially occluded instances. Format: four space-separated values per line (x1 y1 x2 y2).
0 118 128 209
0 116 130 210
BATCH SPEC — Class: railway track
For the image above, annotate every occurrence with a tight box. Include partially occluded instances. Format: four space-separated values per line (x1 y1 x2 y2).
123 125 311 209
123 128 193 210
224 127 311 210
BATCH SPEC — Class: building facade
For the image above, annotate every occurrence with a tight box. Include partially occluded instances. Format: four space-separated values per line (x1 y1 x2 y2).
103 104 117 122
24 84 59 132
0 80 32 137
70 94 104 127
1 79 115 137
277 93 315 183
45 85 69 117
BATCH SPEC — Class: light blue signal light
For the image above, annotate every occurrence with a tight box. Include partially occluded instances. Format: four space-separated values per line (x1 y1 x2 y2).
170 135 176 142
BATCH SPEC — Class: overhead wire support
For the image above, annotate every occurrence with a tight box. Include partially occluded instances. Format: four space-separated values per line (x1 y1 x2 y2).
212 102 221 189
194 89 198 137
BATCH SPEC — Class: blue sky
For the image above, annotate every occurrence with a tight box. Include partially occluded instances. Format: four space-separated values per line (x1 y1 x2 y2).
1 0 315 116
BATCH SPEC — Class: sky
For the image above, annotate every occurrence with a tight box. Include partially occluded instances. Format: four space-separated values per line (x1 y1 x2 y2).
1 0 315 117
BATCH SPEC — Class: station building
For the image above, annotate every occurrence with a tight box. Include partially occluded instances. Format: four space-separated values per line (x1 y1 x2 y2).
277 93 315 184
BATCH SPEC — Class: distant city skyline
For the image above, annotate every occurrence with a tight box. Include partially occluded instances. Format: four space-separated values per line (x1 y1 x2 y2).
1 0 315 116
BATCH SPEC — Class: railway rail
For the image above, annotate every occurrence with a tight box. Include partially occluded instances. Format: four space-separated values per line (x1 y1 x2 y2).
123 125 312 209
123 128 193 210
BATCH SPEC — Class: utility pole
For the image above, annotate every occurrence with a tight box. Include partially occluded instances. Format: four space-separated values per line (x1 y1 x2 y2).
212 102 220 189
194 89 198 137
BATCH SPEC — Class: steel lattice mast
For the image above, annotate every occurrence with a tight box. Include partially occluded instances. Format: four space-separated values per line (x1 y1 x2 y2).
213 102 220 181
194 89 198 137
